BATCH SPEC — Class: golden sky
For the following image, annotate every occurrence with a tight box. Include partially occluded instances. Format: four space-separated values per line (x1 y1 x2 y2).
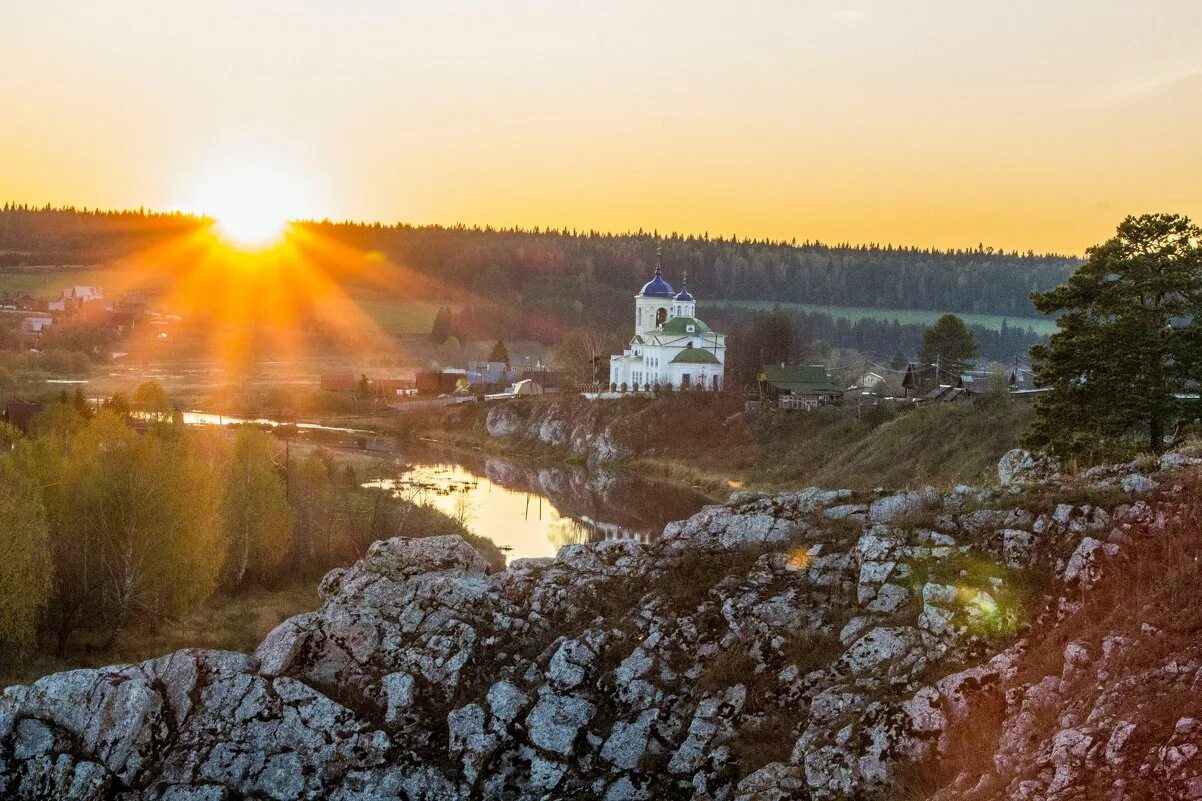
3 0 1202 254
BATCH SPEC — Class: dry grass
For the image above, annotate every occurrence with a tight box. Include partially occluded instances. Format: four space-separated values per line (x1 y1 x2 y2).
696 646 762 695
808 396 1035 491
921 509 1202 800
729 713 801 775
407 392 1036 497
0 582 318 688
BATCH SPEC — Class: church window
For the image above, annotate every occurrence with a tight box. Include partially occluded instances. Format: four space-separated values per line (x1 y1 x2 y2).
656 308 668 325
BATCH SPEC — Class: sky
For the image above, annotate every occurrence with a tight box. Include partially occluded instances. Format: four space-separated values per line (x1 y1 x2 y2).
3 0 1202 254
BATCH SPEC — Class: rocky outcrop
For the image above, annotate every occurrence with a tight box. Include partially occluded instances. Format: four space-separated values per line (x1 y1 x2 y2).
484 399 636 464
3 452 1198 800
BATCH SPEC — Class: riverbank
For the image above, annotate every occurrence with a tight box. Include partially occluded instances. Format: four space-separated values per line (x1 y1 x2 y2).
395 391 1037 493
150 385 1036 499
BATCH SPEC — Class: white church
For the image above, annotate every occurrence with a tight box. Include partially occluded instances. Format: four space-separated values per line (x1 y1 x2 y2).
608 252 726 392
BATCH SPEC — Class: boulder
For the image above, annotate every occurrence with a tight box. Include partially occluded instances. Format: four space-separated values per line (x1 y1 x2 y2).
484 405 524 437
525 692 594 756
868 492 924 523
842 627 924 677
998 448 1060 486
1120 474 1158 494
1159 450 1202 471
1002 528 1038 568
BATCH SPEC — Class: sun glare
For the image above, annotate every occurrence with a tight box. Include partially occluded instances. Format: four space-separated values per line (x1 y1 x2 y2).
187 160 317 249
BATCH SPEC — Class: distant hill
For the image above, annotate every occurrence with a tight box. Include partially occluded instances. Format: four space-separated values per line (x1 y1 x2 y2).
0 205 1076 354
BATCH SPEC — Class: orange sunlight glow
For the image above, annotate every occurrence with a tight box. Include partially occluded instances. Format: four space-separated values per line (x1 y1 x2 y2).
97 210 487 397
98 153 521 397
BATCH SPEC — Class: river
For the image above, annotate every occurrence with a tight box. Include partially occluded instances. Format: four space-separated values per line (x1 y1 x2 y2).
177 409 713 562
368 447 713 562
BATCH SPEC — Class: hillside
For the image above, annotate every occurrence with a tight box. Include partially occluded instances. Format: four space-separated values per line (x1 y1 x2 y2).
0 207 1073 343
416 393 1035 493
2 446 1198 799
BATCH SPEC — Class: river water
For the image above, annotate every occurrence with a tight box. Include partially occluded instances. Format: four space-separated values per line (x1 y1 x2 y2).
176 409 713 562
369 447 713 562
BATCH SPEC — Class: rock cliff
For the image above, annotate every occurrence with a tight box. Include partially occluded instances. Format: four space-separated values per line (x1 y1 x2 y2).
484 398 636 463
3 449 1200 800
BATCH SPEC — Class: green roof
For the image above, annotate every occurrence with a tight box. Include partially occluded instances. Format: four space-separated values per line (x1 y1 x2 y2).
658 316 712 335
671 347 721 365
761 364 842 395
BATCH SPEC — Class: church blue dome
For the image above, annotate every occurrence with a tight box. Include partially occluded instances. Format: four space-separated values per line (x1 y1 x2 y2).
640 273 675 298
639 253 675 297
674 288 694 302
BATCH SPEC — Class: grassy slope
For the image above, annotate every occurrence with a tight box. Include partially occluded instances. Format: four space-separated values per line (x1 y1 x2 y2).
0 268 132 295
410 393 1034 494
695 397 1034 492
335 291 446 336
700 299 1057 335
0 267 443 337
807 396 1035 489
923 495 1202 800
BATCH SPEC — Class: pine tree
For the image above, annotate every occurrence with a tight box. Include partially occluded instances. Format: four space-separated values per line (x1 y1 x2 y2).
1024 214 1202 456
430 306 453 344
918 315 979 384
489 339 510 364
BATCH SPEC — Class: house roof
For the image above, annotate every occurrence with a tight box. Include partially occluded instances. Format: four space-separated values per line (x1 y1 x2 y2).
658 316 712 335
760 364 842 395
671 347 721 365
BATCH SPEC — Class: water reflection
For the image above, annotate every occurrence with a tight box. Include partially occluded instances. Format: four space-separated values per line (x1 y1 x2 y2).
179 411 368 434
368 448 711 562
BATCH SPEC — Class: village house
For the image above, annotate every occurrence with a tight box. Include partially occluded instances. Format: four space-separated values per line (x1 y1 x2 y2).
416 369 466 396
756 364 843 410
467 360 520 392
61 286 104 310
2 399 43 433
17 316 53 350
520 368 559 393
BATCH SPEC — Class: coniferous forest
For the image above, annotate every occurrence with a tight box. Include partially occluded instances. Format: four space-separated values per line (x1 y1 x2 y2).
0 205 1072 358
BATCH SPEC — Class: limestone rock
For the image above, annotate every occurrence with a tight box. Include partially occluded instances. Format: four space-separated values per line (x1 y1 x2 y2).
525 691 594 756
1120 473 1157 494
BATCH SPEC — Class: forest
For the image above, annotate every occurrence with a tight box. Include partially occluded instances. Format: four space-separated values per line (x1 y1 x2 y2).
1 206 1075 317
0 383 503 681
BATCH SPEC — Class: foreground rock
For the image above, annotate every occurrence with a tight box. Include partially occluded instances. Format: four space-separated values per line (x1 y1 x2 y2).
2 450 1197 800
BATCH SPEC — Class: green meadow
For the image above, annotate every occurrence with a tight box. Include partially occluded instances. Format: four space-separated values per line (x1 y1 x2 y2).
699 299 1057 335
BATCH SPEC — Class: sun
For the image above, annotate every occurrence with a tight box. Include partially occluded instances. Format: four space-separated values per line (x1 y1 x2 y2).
213 199 289 248
187 160 317 249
